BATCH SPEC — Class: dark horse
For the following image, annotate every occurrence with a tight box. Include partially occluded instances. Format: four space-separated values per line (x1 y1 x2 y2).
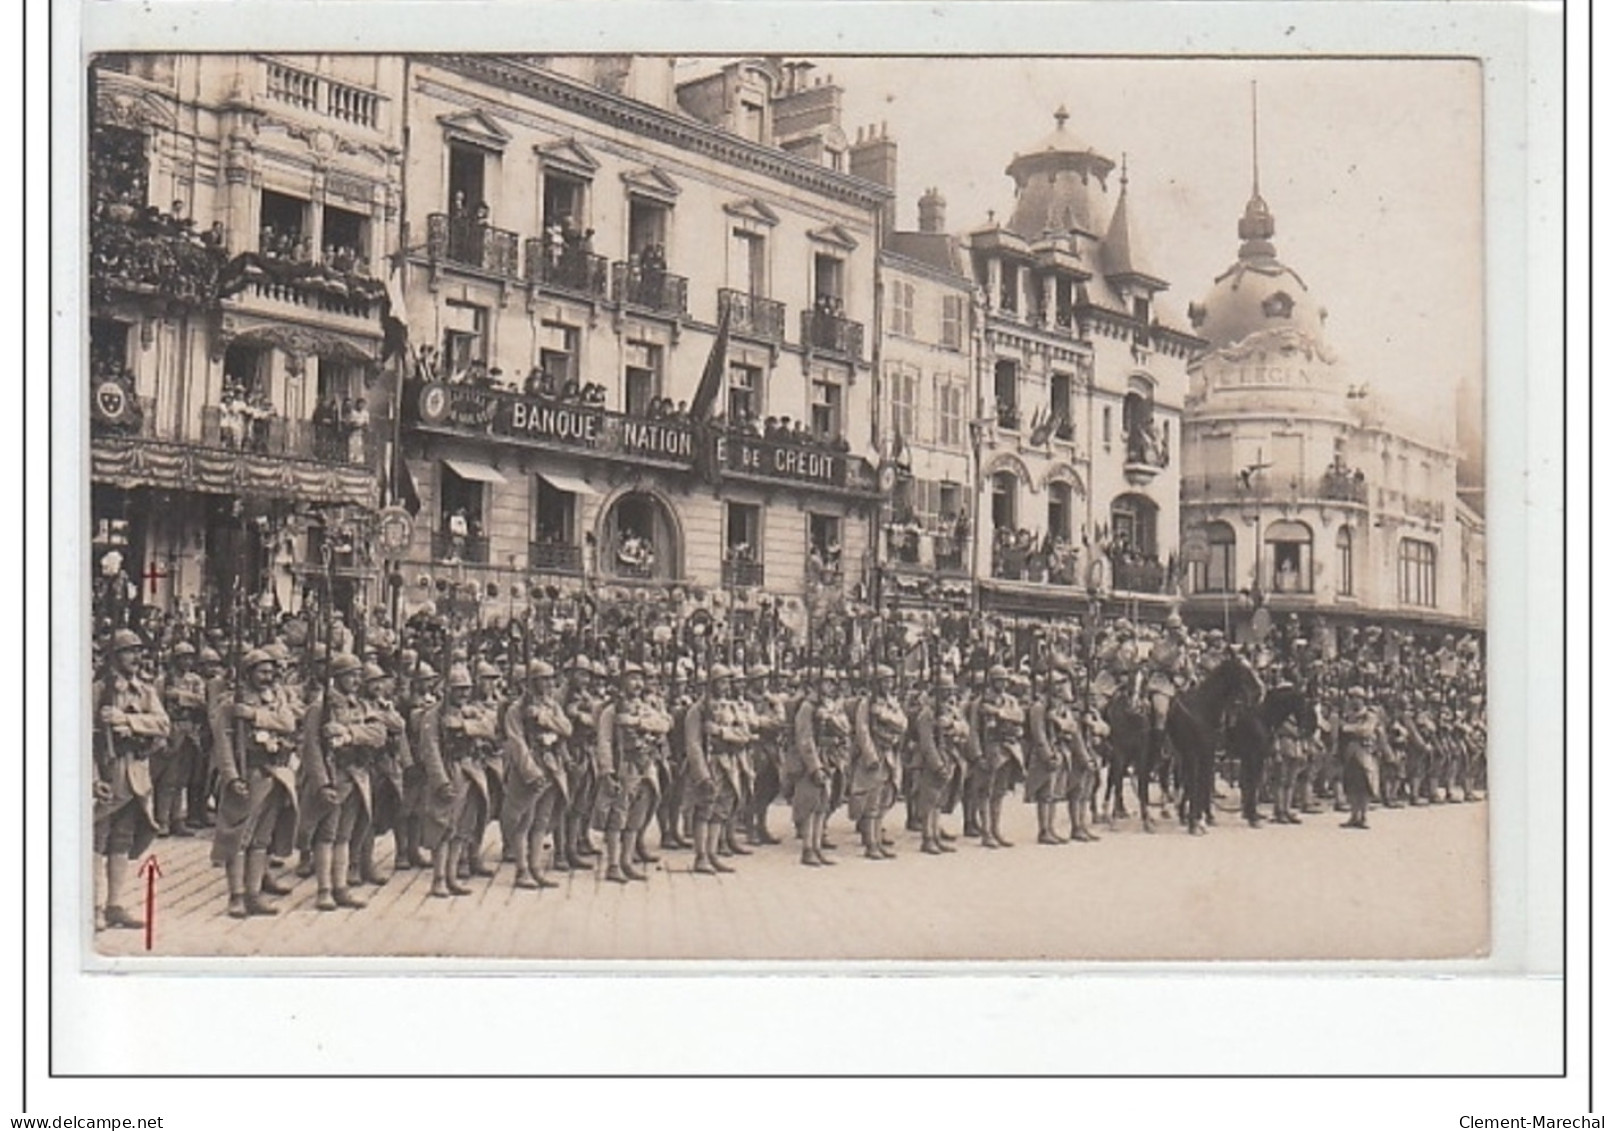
1100 693 1149 826
1163 655 1266 835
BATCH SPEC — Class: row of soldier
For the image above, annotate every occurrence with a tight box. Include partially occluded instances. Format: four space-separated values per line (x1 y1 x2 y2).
90 611 1486 929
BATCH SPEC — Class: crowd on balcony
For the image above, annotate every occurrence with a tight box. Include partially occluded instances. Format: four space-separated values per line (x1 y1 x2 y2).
991 527 1082 585
808 538 844 584
90 198 228 307
213 222 384 309
311 394 370 464
1321 456 1370 502
215 383 277 454
710 410 851 453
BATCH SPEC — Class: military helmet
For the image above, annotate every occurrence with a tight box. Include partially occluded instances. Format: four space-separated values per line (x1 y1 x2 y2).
198 646 223 666
362 662 389 683
446 664 474 689
172 640 197 658
330 653 363 677
111 629 145 653
528 659 556 680
243 647 276 670
1114 618 1135 637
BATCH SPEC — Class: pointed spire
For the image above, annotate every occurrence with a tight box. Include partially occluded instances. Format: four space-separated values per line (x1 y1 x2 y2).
1237 80 1276 259
1102 153 1165 289
1054 104 1070 130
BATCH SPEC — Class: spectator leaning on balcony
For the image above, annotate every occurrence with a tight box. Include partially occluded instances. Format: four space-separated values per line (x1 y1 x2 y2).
218 388 245 450
345 398 370 463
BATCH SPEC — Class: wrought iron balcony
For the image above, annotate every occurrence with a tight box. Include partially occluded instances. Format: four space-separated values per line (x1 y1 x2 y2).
719 288 786 343
432 531 491 565
1111 558 1168 595
613 260 688 316
426 212 522 278
1181 472 1371 508
722 559 766 588
528 541 584 575
801 308 864 360
524 237 610 299
89 206 227 310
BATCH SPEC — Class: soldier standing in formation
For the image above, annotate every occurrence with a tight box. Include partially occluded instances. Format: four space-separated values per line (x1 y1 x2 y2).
500 659 570 890
559 656 604 872
686 665 748 875
93 630 172 931
850 664 906 860
787 668 850 867
595 662 674 883
210 648 299 918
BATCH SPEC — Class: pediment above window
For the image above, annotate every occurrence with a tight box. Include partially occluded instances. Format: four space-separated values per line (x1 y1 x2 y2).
808 224 859 252
621 166 681 204
723 197 780 227
438 109 510 152
535 137 599 179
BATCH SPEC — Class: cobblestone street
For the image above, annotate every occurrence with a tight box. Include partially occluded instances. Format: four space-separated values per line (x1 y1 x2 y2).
96 795 1489 962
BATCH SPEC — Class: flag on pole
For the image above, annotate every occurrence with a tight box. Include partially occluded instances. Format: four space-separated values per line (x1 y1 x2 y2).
688 300 732 422
381 253 412 365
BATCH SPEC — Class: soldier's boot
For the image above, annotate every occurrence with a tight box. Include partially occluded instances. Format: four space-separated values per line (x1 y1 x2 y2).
407 819 430 868
444 842 472 896
708 821 735 873
514 858 540 889
724 816 752 856
906 798 923 834
691 819 717 875
990 795 1013 848
243 850 280 916
861 818 883 860
530 830 561 889
751 806 780 846
260 865 295 896
937 811 959 851
429 844 452 898
620 832 647 881
563 815 591 872
295 847 315 879
332 844 368 909
603 835 628 884
314 843 339 911
634 831 660 865
920 809 943 855
225 855 249 919
468 832 496 877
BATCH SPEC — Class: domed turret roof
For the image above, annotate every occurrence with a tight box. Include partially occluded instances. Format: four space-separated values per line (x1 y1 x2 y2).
1191 190 1329 353
1004 106 1116 241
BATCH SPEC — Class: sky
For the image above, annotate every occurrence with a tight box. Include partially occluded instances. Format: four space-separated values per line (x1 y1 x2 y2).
732 57 1484 452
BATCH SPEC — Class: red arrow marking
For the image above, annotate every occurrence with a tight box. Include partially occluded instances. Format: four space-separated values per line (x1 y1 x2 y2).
137 855 163 951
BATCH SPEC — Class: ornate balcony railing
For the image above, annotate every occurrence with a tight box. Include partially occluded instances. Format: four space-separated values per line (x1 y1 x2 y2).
524 237 610 299
432 531 491 565
528 542 584 574
263 58 380 129
242 276 381 319
426 212 522 278
1181 472 1371 507
722 560 766 588
801 308 864 359
198 404 371 465
719 288 786 343
613 260 689 316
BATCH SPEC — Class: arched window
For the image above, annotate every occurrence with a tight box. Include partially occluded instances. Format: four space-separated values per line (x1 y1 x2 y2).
1194 521 1237 594
601 491 680 581
1265 519 1313 594
1335 525 1354 597
1110 493 1159 557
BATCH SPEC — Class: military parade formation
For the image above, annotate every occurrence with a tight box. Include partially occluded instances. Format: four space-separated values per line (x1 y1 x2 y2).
90 593 1487 932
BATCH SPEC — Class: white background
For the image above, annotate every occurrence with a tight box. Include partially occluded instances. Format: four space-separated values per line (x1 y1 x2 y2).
16 0 1591 1124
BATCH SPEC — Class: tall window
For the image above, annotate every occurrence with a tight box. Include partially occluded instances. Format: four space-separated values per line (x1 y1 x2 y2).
1102 405 1113 446
888 364 919 443
811 378 842 441
628 198 670 259
991 471 1018 532
1335 525 1354 597
1050 372 1074 440
727 362 760 422
1110 494 1159 557
890 280 915 337
1047 482 1072 542
730 228 767 296
1265 520 1314 594
259 189 309 259
999 262 1019 313
1399 539 1437 607
814 254 844 307
447 143 487 215
438 464 486 559
1197 521 1236 594
538 320 578 388
320 203 369 270
809 514 842 564
725 502 761 559
935 377 965 448
994 359 1019 429
532 477 577 548
941 294 965 350
624 342 662 416
541 171 587 234
443 301 488 378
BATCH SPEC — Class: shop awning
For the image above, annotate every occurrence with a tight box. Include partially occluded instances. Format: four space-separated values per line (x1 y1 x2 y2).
537 470 599 497
443 458 508 485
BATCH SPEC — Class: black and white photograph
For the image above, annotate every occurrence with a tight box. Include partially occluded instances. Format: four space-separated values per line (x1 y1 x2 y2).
77 50 1494 963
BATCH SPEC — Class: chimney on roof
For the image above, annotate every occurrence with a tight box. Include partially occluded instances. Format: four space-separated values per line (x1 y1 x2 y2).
918 187 947 234
849 122 898 231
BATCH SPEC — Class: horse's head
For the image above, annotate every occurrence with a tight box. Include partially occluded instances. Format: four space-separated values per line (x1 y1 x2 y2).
1221 653 1267 711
